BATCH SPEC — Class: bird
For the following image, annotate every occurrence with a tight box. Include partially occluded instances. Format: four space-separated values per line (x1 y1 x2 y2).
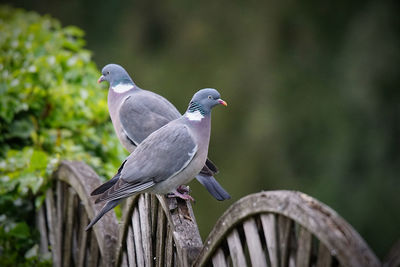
85 88 227 230
92 64 230 201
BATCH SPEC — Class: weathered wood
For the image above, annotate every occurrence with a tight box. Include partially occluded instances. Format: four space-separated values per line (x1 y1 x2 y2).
278 215 292 267
243 217 267 267
88 232 99 267
156 195 203 266
156 204 166 267
261 213 278 267
36 205 49 256
165 225 174 267
138 194 152 267
63 188 76 267
115 194 139 266
55 161 118 266
77 214 89 267
45 188 61 267
212 248 228 267
194 191 380 267
227 228 247 267
383 239 400 267
56 180 64 264
296 226 312 267
316 241 332 267
126 226 137 267
132 206 145 266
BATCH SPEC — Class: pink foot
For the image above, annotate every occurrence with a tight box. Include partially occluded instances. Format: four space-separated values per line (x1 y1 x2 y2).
167 189 195 202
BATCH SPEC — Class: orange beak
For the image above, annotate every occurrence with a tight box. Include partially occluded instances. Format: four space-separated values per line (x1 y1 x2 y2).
97 75 105 84
218 99 228 106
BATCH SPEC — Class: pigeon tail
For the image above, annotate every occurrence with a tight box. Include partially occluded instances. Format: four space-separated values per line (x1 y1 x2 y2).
85 199 121 231
205 158 219 174
195 174 231 201
91 159 126 196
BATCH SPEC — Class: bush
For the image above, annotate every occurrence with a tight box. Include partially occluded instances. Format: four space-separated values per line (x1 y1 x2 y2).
0 6 125 265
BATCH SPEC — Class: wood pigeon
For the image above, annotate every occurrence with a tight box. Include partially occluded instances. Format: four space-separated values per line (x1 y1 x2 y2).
86 88 227 230
93 64 230 201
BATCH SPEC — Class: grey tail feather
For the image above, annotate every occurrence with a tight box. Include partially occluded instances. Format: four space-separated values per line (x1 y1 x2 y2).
90 159 127 196
205 158 219 174
195 174 231 201
91 173 120 196
85 199 121 231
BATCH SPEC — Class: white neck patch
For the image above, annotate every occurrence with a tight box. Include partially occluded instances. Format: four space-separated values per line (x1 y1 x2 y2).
111 83 133 93
185 110 204 121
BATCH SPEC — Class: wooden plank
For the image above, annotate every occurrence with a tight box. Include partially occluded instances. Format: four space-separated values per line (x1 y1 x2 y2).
164 225 174 267
121 250 129 267
226 229 247 267
56 181 64 263
132 206 145 266
212 248 228 267
151 194 158 238
156 204 166 267
296 226 312 267
156 195 202 266
36 205 49 255
45 188 61 267
63 188 76 267
77 213 89 267
243 217 267 267
261 214 278 267
138 194 152 266
278 215 292 267
126 226 137 267
88 232 99 267
316 242 332 267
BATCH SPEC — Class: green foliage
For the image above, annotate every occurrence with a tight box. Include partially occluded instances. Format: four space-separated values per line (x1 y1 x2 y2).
0 6 126 265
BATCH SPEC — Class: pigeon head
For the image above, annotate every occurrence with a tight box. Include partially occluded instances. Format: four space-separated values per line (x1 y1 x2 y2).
98 64 134 87
187 88 227 116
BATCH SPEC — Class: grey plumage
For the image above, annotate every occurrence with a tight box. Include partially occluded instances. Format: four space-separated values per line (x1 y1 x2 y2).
94 64 230 201
86 88 227 230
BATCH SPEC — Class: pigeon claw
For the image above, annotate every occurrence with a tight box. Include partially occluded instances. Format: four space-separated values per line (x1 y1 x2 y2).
167 189 195 202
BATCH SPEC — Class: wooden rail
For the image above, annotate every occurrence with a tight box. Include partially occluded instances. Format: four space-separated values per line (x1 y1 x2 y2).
36 161 397 267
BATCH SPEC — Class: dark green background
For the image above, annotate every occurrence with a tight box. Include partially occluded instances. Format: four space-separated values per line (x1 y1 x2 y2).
7 0 400 258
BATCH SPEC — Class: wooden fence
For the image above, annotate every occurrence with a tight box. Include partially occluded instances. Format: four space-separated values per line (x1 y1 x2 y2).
36 161 399 267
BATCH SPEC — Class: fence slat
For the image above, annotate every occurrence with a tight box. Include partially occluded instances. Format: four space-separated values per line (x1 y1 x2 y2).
278 215 292 267
165 225 174 267
63 189 77 267
212 248 228 267
46 188 61 267
138 194 152 267
296 226 312 267
227 228 247 267
156 204 166 267
261 213 278 267
56 180 64 263
126 226 137 267
316 242 332 267
132 206 145 266
77 213 89 267
243 217 267 267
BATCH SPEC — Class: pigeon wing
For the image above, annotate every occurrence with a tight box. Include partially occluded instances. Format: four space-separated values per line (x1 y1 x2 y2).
119 90 181 145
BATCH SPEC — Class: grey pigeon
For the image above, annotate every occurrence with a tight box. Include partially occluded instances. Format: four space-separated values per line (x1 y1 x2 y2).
86 88 227 230
93 64 230 201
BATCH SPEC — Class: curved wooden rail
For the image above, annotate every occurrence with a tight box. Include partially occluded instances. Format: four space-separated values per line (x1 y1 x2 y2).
36 161 202 267
193 191 381 267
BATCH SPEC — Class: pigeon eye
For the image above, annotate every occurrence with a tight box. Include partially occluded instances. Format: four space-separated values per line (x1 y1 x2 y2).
208 95 212 99
107 71 110 75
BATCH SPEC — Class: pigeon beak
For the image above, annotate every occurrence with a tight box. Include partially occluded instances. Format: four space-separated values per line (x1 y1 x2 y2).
218 99 228 107
97 75 105 84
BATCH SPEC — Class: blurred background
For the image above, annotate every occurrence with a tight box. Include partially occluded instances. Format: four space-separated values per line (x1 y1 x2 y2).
2 0 399 262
